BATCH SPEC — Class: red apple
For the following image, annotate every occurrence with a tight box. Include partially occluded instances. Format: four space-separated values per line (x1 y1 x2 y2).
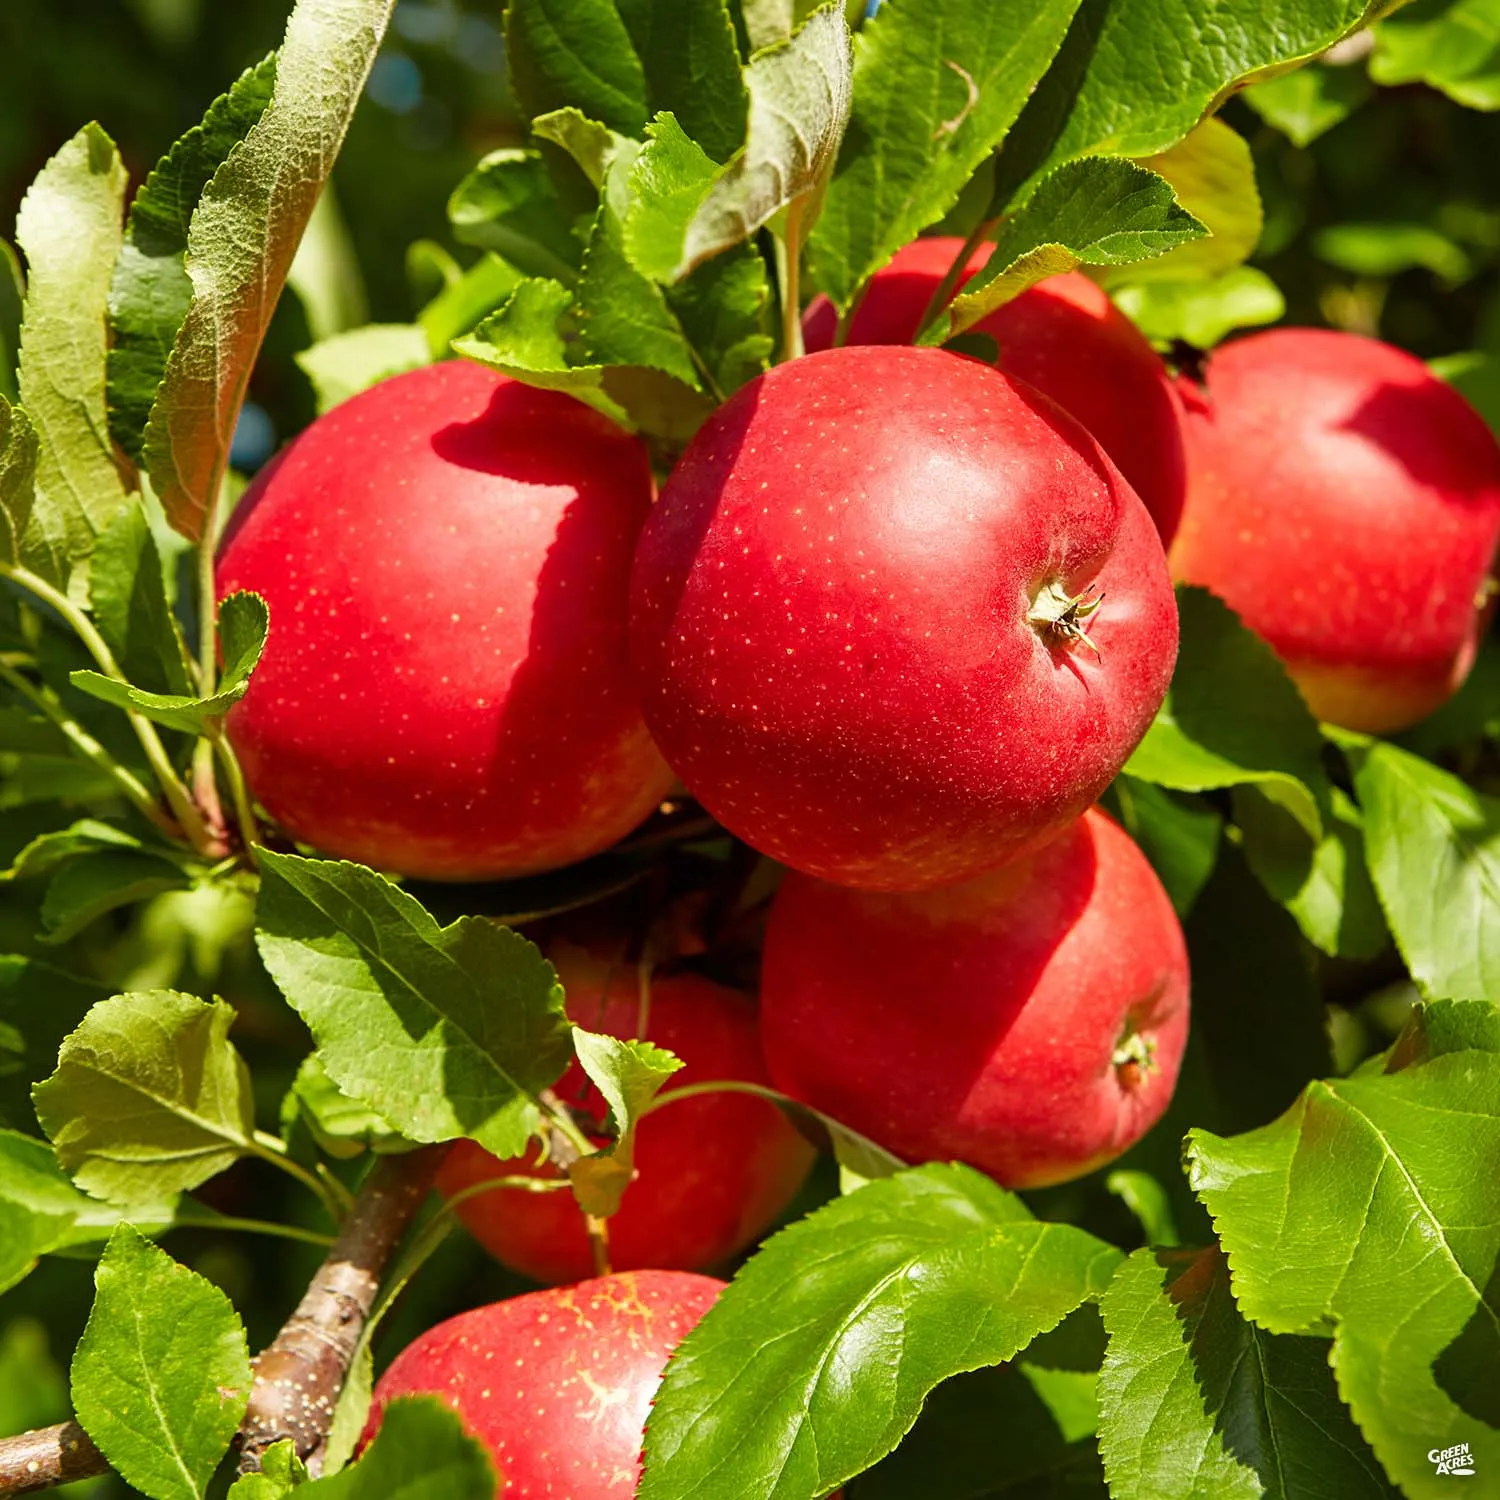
804 237 1187 542
438 948 815 1283
217 361 674 879
362 1271 722 1497
759 808 1190 1189
1171 327 1500 732
628 345 1179 891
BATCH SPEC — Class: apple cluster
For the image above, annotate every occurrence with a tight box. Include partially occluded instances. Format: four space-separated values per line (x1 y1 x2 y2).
216 243 1500 1495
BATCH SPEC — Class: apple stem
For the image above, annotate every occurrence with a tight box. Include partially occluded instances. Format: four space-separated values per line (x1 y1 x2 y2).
912 215 997 346
586 1214 613 1278
776 199 808 363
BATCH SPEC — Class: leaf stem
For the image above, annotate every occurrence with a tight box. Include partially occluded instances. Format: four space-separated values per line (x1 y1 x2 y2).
210 724 262 861
250 1130 346 1224
912 215 996 346
0 563 220 857
0 661 177 837
171 1204 337 1248
776 199 808 363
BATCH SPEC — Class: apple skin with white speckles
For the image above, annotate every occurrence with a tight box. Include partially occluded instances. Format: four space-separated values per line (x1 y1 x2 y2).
1171 328 1500 733
437 951 815 1283
804 237 1188 543
361 1271 723 1498
759 807 1190 1189
628 345 1179 891
216 361 674 880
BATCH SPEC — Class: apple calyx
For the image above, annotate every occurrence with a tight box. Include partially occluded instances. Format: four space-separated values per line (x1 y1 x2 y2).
1111 1028 1157 1089
1028 579 1105 656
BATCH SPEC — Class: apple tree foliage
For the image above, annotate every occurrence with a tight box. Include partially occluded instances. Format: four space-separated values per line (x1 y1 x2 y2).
0 0 1498 1495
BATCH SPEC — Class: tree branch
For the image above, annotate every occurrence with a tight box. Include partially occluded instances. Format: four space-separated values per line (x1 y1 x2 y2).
236 1145 444 1476
0 1146 444 1497
0 1423 103 1497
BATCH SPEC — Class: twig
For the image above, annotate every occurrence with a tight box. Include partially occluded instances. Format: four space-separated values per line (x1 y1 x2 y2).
0 1422 104 1497
0 1146 444 1495
236 1145 444 1476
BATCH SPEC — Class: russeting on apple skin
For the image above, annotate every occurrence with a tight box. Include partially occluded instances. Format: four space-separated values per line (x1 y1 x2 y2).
759 808 1190 1190
803 237 1188 542
217 360 674 880
628 344 1180 891
1171 327 1500 733
438 951 814 1284
360 1271 722 1498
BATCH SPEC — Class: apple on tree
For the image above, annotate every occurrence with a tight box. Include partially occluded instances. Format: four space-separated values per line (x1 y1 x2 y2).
438 945 816 1284
361 1271 724 1498
759 808 1190 1189
1171 327 1500 732
216 360 675 880
803 236 1189 542
629 344 1180 892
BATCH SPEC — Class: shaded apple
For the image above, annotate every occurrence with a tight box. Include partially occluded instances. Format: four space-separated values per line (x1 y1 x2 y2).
804 237 1187 541
1171 327 1500 732
217 361 674 879
759 808 1190 1189
439 947 815 1283
629 345 1179 891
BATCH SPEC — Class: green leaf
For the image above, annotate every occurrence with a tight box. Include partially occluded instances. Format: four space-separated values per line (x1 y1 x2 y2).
14 122 132 584
253 850 572 1157
286 185 368 344
506 0 651 138
1109 777 1222 918
0 241 21 404
282 1053 406 1160
1188 1045 1500 1497
665 244 775 396
70 589 268 732
32 990 256 1202
741 0 833 50
294 325 430 415
143 0 395 540
1384 998 1500 1072
1119 117 1261 285
804 0 1081 312
234 1396 497 1499
226 1441 309 1499
0 1129 92 1294
1354 740 1500 1003
1236 784 1388 960
447 149 584 283
0 395 39 566
3 817 150 882
417 253 523 353
1371 0 1500 110
1184 844 1330 1137
1124 588 1329 839
1242 61 1372 145
616 0 748 165
1104 1170 1179 1248
106 56 277 463
990 0 1387 210
639 1162 1121 1499
625 5 853 283
567 1029 682 1217
1097 1245 1395 1499
39 848 194 944
1112 265 1285 350
72 1224 251 1500
90 499 194 696
578 138 706 388
1314 221 1470 283
925 158 1206 343
455 278 713 442
0 955 109 1129
531 107 622 189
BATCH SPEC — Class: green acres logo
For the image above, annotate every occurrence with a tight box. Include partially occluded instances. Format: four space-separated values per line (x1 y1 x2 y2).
1429 1443 1476 1477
